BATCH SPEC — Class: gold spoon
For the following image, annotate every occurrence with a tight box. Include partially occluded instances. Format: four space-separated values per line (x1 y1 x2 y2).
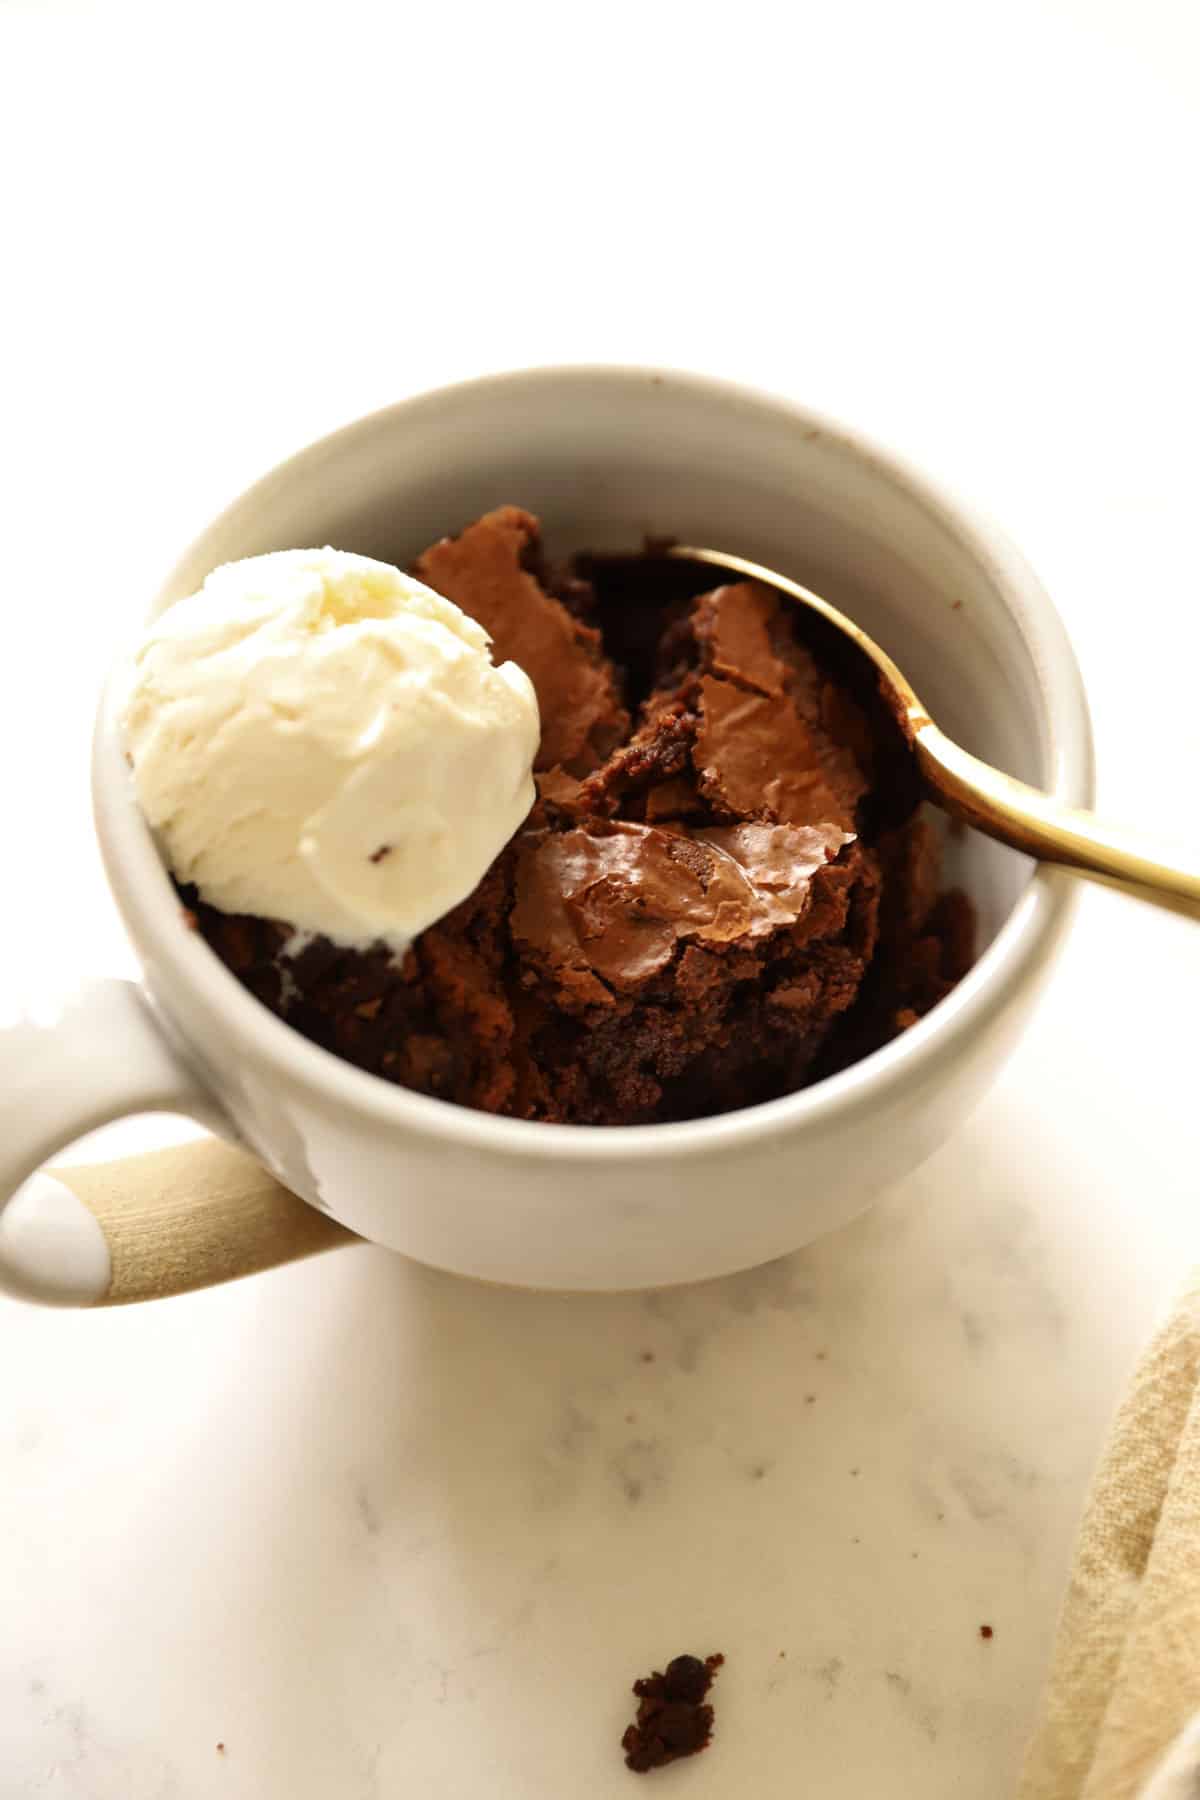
667 545 1199 922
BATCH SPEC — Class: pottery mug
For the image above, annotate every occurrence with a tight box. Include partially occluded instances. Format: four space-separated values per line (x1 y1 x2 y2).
0 366 1092 1306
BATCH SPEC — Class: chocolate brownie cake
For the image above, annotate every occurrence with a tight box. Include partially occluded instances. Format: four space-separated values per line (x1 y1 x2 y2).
188 505 974 1125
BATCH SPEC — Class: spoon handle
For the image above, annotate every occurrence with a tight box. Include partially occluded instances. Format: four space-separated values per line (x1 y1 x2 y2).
916 724 1200 920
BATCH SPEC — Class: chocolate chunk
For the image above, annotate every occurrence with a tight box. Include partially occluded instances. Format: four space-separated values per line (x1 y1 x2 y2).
512 818 853 995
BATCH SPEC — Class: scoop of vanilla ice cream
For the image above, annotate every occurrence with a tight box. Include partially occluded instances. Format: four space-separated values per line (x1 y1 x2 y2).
121 548 540 949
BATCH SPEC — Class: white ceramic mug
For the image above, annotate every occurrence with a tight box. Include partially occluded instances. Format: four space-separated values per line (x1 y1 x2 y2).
0 366 1093 1305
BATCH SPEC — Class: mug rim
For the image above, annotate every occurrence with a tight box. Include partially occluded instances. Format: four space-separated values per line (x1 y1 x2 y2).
94 363 1094 1165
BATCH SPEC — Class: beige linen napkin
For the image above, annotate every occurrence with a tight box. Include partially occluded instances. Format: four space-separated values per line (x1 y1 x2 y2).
1019 1278 1200 1800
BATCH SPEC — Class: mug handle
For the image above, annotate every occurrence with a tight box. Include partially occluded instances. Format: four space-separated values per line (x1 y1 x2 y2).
0 980 353 1307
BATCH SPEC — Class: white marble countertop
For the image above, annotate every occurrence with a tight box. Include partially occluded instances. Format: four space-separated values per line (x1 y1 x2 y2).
2 2 1198 1793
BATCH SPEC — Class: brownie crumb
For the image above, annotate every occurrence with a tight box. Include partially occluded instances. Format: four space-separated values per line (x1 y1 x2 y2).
622 1652 724 1773
980 1624 994 1640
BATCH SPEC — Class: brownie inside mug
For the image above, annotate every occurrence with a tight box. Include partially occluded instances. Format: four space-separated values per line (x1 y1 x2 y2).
184 504 974 1126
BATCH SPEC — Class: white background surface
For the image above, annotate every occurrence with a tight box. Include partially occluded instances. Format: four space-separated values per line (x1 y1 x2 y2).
1 2 1198 1795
